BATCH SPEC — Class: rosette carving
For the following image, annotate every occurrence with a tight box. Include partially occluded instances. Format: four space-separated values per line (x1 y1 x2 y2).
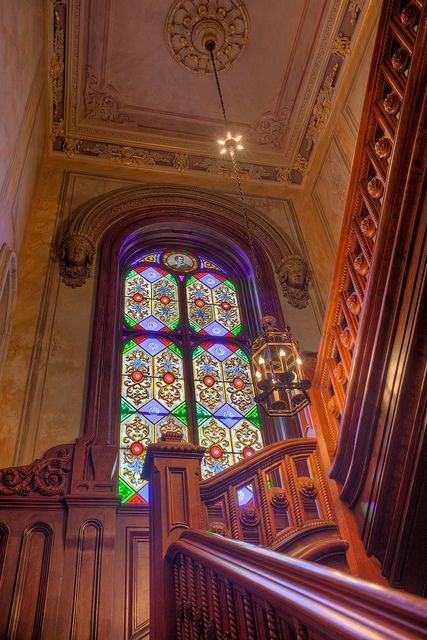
300 479 317 498
383 92 400 115
367 177 384 199
374 136 392 159
334 362 347 384
271 487 289 509
0 447 73 496
360 215 376 238
400 3 418 27
240 504 259 527
166 0 249 74
391 48 409 71
346 292 361 315
340 327 354 350
327 396 340 419
354 253 369 276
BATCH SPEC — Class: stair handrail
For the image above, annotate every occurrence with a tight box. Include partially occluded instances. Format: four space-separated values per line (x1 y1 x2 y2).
170 529 427 639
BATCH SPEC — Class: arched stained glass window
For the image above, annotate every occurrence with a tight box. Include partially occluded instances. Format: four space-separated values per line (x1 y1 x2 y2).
119 249 264 503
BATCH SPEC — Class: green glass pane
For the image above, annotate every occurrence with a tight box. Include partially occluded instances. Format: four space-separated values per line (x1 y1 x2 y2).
120 398 135 422
126 269 138 279
168 342 183 358
124 314 137 327
231 325 242 336
118 477 135 503
172 401 188 425
189 319 200 333
235 347 249 363
165 273 176 282
186 275 197 286
223 279 236 291
192 344 204 359
245 405 262 429
123 339 138 354
196 402 211 424
168 318 180 331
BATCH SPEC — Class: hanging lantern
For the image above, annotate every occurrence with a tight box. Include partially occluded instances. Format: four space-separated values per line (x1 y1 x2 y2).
252 316 311 417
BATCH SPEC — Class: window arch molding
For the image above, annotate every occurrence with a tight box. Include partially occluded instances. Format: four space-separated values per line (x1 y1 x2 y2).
62 185 298 482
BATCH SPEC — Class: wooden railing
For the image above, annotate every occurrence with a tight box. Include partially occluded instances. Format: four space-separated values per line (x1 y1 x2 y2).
313 0 426 457
200 439 348 565
169 529 427 640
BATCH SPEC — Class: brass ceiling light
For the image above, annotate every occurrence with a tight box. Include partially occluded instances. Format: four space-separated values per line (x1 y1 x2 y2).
205 38 311 417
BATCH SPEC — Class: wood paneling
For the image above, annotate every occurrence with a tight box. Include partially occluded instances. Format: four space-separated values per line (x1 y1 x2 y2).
6 523 53 640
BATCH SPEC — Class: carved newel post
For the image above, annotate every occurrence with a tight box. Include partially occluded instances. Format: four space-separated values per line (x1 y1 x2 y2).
142 421 206 640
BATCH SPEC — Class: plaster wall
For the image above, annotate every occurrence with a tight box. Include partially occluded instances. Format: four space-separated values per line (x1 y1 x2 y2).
0 1 46 379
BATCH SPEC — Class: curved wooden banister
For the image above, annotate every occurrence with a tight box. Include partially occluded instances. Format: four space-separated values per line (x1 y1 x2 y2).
199 438 348 565
200 439 318 498
169 529 427 639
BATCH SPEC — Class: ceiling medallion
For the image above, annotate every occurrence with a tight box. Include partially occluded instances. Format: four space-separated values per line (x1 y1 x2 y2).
165 0 249 74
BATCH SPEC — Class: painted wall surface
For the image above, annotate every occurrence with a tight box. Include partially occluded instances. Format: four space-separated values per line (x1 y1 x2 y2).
0 0 45 253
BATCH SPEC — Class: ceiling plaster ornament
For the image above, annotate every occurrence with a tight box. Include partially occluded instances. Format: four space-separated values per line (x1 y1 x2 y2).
85 143 172 167
348 0 366 25
166 0 249 74
50 8 65 120
333 32 351 58
63 137 82 158
248 107 291 148
277 167 292 184
278 255 311 309
84 71 131 124
292 154 308 177
173 152 189 172
305 63 339 152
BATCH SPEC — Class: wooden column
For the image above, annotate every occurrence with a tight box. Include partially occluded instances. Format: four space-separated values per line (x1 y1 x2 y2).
143 431 206 640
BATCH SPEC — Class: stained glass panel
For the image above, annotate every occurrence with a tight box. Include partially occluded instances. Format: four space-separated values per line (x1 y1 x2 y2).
124 266 179 332
132 252 160 265
119 335 188 502
161 249 198 272
186 273 242 337
193 342 263 479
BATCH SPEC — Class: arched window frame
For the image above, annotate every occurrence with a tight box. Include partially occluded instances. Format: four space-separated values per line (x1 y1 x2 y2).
67 190 300 493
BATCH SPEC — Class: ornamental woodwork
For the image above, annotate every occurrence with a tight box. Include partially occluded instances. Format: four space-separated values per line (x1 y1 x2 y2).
313 0 427 594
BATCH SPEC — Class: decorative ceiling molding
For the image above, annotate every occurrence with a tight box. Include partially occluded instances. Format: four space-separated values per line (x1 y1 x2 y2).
165 0 249 74
49 0 369 186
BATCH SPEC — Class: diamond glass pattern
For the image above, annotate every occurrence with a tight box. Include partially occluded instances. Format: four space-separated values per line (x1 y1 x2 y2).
186 272 241 336
124 266 179 332
120 335 188 502
193 342 263 479
120 250 264 500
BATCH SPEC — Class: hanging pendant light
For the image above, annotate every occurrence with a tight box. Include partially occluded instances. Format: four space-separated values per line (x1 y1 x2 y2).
205 39 311 417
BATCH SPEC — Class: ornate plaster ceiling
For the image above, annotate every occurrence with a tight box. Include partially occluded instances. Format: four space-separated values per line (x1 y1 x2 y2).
50 0 367 186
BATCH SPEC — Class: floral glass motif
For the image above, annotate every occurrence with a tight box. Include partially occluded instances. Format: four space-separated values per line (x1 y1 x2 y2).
119 335 188 503
120 248 264 501
193 342 263 479
124 266 179 332
186 273 242 337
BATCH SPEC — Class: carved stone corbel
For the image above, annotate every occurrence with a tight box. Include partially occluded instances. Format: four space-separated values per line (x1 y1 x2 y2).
278 255 311 309
59 232 95 287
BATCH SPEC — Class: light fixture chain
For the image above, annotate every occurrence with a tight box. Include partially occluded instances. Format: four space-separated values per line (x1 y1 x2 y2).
229 151 268 318
209 48 228 126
